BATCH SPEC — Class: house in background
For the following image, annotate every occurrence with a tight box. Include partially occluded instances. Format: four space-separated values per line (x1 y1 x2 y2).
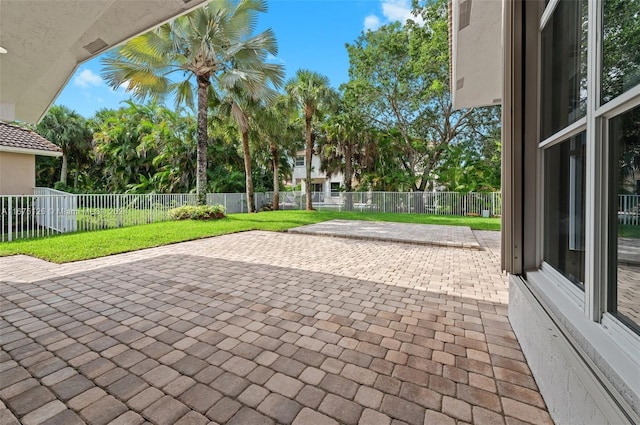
451 1 639 424
0 122 61 195
291 151 345 203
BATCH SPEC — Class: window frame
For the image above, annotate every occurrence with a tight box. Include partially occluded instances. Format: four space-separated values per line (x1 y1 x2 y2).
537 0 640 343
330 182 340 197
537 0 589 302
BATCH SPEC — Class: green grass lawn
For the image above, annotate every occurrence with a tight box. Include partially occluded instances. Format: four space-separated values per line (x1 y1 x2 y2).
619 224 640 238
0 210 500 263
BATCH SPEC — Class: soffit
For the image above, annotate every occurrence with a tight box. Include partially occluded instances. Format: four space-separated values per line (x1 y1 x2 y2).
0 0 208 123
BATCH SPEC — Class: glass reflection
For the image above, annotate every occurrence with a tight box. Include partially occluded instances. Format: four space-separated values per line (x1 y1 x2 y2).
602 0 640 104
541 0 588 140
545 133 587 289
609 105 640 334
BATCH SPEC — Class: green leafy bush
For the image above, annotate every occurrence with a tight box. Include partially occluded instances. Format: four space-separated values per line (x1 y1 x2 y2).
168 205 225 220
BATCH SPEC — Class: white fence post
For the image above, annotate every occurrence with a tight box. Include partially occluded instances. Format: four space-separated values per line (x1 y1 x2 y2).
8 196 12 242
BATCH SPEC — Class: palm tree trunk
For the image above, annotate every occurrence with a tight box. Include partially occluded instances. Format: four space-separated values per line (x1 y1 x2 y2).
242 130 255 213
60 153 68 185
344 144 353 211
305 115 313 210
196 76 209 206
271 142 279 211
74 159 79 190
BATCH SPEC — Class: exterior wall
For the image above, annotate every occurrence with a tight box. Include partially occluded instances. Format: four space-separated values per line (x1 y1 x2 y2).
497 1 640 424
509 276 634 425
292 152 344 200
0 151 35 195
451 0 502 109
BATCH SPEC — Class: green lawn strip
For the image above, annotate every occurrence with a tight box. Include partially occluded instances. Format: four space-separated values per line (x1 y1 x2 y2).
310 210 501 230
619 224 640 238
0 210 500 263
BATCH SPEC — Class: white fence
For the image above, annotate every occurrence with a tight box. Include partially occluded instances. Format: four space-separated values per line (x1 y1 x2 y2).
267 191 503 216
1 190 197 242
619 194 640 226
2 190 638 242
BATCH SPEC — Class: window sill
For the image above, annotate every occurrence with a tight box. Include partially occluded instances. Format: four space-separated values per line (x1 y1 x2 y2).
524 270 640 421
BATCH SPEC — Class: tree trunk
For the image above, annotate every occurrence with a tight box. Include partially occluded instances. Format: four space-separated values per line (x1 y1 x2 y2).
305 114 313 210
242 130 255 213
196 76 209 206
74 159 79 189
344 144 353 211
271 142 279 211
60 153 68 185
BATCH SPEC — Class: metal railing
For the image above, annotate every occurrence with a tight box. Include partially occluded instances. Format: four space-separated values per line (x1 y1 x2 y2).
4 190 639 243
619 194 640 226
1 190 197 242
267 191 502 217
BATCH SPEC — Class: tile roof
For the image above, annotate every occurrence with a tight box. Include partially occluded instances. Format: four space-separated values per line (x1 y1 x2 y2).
0 121 62 154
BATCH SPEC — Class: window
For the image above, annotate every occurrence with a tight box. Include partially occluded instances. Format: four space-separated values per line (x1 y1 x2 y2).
540 0 588 291
538 0 640 336
607 104 640 334
311 183 323 193
540 0 587 140
544 133 586 289
295 156 304 167
330 182 340 197
601 0 640 104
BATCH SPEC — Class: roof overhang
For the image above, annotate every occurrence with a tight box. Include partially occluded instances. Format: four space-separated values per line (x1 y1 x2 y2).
0 146 63 158
0 0 209 124
450 0 503 110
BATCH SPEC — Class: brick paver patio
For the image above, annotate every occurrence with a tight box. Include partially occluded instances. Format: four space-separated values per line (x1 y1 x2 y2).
1 226 553 425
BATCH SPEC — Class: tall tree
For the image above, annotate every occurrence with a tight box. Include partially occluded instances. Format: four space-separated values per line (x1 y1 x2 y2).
218 61 284 212
344 0 499 192
101 0 281 204
92 101 166 192
254 95 302 209
36 105 90 188
285 70 335 210
319 100 375 209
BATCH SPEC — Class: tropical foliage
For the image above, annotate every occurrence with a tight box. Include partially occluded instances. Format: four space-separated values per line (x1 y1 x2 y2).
286 70 337 209
168 204 226 220
34 0 501 199
101 0 282 204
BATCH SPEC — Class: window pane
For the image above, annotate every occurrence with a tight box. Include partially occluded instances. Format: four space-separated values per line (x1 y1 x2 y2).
601 0 640 104
541 0 588 140
608 105 640 334
544 133 586 289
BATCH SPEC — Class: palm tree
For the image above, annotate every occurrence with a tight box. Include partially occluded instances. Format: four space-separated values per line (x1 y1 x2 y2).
218 65 284 212
101 0 280 205
285 70 335 210
36 105 90 188
255 95 301 209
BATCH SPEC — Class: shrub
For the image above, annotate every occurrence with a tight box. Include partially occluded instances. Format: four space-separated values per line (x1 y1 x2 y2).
168 205 225 220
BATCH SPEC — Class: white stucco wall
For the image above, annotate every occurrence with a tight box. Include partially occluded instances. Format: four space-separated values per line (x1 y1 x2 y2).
451 0 503 109
292 152 344 198
509 276 635 425
0 151 35 195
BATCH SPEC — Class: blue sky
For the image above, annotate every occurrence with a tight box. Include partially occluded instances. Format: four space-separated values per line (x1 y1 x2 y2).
54 0 420 118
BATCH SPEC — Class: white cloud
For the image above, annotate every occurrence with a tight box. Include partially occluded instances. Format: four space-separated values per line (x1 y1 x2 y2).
381 0 415 23
365 0 423 30
266 53 285 64
364 14 381 31
73 69 103 88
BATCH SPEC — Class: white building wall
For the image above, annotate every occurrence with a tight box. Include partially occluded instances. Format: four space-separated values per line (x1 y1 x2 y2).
292 152 344 200
509 277 636 425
